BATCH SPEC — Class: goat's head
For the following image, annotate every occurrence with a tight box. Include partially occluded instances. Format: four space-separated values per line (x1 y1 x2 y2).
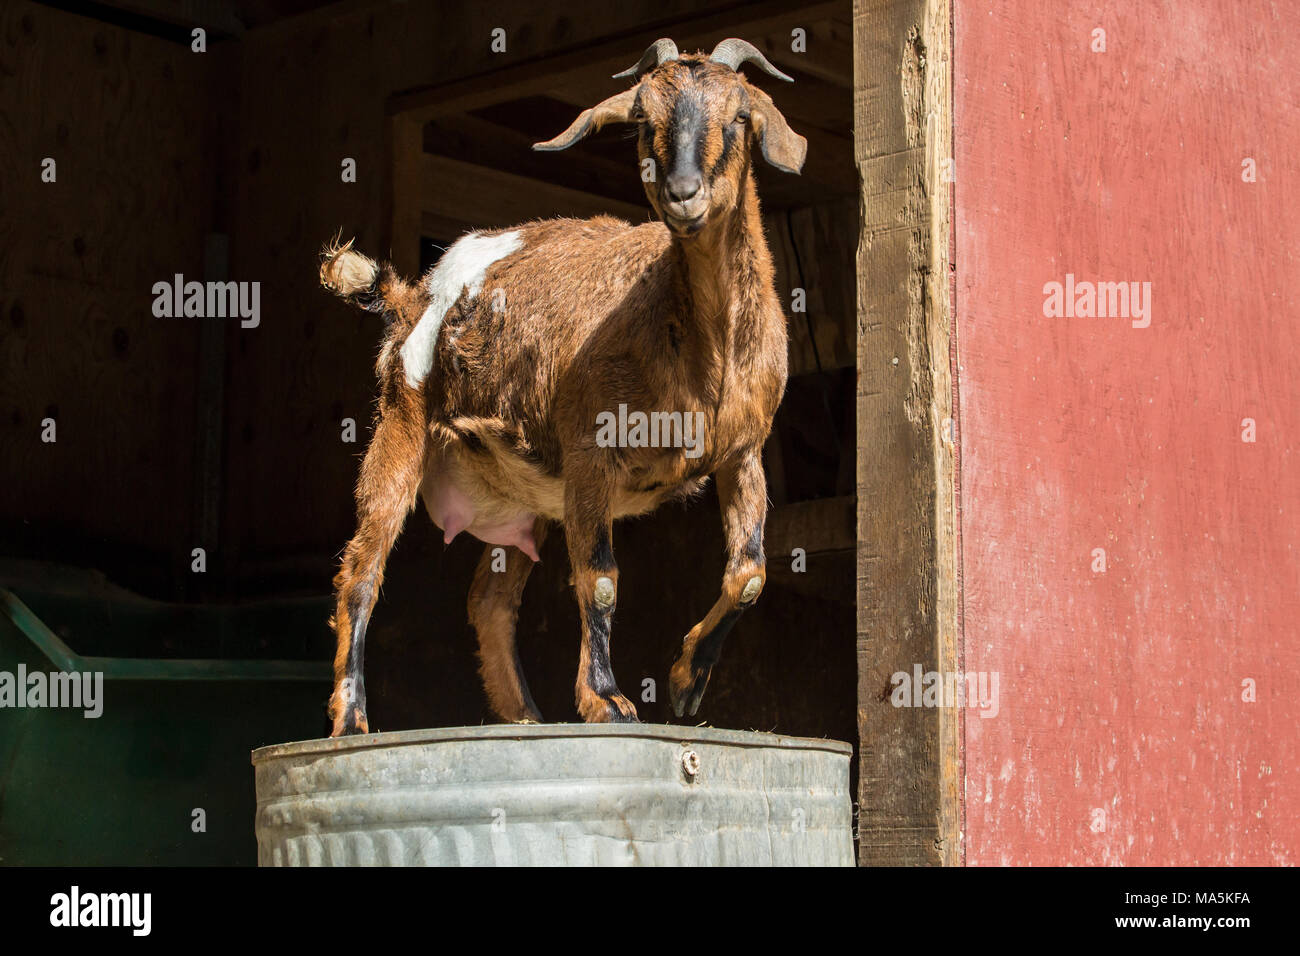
534 38 807 238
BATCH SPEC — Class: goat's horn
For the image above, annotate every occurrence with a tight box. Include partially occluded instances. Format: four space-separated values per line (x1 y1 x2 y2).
708 38 794 82
612 38 679 80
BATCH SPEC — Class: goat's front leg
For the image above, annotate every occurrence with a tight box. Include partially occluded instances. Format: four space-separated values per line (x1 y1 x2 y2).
669 448 768 717
564 476 638 723
329 409 426 736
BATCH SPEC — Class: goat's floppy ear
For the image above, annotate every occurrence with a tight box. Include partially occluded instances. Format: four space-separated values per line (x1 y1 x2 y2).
748 86 807 174
533 88 636 152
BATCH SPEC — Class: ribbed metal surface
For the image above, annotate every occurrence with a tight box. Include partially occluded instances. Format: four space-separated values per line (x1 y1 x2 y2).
253 724 854 866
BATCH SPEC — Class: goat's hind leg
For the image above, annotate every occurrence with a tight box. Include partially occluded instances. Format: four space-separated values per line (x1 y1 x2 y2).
669 449 768 717
467 519 549 723
329 410 427 737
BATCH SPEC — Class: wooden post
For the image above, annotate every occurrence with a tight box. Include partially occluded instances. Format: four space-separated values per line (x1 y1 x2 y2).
388 114 425 277
854 0 960 865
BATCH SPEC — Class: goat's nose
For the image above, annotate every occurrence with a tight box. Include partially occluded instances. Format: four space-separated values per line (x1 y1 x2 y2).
665 172 702 203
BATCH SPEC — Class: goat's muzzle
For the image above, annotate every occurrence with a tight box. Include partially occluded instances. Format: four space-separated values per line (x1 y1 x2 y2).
663 196 710 236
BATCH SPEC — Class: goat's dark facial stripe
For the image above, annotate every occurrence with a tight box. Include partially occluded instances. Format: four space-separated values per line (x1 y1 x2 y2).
712 123 738 177
667 93 705 179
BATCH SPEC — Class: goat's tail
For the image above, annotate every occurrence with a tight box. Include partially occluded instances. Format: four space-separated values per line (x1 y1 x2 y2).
319 235 419 329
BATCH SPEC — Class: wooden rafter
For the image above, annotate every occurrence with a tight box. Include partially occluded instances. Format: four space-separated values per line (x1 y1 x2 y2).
387 0 843 122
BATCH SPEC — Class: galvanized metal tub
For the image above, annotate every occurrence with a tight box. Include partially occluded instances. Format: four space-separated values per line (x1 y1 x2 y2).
252 724 854 866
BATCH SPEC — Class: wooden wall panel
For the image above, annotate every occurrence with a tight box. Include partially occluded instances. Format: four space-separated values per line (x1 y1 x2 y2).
767 199 858 376
0 1 215 592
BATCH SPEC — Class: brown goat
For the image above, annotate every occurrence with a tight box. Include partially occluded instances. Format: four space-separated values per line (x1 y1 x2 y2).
319 38 806 735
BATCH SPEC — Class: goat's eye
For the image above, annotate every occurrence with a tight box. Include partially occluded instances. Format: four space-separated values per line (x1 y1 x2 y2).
734 111 750 125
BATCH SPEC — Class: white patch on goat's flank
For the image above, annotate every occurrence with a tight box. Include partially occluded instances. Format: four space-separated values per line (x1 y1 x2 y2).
400 230 523 387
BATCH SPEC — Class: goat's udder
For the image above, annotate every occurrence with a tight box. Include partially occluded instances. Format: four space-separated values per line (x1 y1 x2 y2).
423 469 541 562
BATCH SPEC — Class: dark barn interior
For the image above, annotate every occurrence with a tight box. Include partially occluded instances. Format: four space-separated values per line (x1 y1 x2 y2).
0 0 857 862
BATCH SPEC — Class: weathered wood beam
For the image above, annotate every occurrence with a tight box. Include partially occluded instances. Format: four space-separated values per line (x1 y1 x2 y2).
766 495 856 556
423 112 649 208
765 496 857 604
416 153 650 227
854 0 959 866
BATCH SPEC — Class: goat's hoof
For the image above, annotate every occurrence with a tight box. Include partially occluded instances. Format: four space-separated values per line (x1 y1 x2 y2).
603 693 640 723
581 691 639 723
668 656 712 718
499 704 543 724
331 706 370 737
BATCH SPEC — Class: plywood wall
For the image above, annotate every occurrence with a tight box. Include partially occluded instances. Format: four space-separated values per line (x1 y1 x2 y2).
954 0 1299 864
0 1 218 594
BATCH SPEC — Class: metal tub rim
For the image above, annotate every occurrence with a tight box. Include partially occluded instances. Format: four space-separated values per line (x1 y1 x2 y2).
251 723 853 766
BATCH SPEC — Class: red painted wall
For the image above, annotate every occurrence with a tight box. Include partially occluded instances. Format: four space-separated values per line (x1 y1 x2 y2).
954 0 1298 864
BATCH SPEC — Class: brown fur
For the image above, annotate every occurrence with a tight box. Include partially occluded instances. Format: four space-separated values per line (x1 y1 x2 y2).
465 518 550 722
321 48 800 734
